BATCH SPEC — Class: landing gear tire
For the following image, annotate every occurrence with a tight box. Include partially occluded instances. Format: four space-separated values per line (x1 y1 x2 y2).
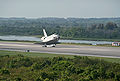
52 45 55 47
42 44 47 47
45 45 47 47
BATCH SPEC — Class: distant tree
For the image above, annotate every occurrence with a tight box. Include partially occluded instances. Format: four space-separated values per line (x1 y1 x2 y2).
97 24 104 29
105 22 118 30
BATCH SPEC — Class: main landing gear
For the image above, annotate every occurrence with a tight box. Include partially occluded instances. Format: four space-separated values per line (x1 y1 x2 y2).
42 44 47 47
42 44 56 47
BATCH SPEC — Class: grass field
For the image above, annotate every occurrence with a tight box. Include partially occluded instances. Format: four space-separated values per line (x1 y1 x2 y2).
0 50 120 63
0 40 35 43
0 50 73 58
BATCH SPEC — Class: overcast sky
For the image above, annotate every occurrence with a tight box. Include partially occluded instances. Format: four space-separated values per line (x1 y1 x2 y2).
0 0 120 18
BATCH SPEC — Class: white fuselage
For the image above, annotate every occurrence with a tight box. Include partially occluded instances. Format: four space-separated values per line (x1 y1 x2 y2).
41 29 60 45
41 34 59 43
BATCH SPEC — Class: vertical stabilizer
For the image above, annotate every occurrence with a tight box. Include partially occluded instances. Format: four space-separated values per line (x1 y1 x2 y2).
43 29 47 37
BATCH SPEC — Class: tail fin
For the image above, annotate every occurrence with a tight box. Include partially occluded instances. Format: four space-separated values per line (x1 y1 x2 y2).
43 29 47 37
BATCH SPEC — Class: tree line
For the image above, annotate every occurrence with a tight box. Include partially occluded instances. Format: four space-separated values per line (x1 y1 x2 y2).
0 18 120 39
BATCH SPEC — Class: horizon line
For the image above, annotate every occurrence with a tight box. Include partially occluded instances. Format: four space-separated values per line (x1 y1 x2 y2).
0 16 120 19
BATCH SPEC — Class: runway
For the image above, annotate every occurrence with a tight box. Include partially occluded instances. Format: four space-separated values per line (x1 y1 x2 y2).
0 42 120 58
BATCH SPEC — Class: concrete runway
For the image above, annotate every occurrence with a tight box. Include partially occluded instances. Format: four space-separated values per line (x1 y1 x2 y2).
0 42 120 58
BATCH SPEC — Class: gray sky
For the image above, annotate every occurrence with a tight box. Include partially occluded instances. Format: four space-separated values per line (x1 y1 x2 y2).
0 0 120 18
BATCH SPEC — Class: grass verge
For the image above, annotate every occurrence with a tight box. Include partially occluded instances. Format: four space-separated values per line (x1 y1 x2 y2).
0 50 120 63
0 50 73 58
61 42 120 47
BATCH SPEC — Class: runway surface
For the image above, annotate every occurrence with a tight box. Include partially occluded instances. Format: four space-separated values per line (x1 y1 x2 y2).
0 42 120 58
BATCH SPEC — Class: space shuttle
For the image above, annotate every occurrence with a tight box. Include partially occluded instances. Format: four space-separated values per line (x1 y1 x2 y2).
41 29 60 47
